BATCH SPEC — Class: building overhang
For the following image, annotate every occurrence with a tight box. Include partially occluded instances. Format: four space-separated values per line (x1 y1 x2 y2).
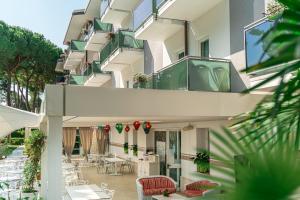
63 51 85 70
85 31 109 51
135 16 184 41
101 0 140 25
158 0 222 21
84 73 111 87
101 48 144 71
43 85 265 127
63 0 101 45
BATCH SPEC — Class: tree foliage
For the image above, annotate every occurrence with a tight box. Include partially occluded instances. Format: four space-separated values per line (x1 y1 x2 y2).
0 20 62 111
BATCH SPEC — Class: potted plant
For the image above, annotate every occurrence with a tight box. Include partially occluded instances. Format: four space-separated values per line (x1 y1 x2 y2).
133 73 148 89
123 142 129 154
163 189 170 197
194 150 210 173
22 130 46 199
132 144 138 156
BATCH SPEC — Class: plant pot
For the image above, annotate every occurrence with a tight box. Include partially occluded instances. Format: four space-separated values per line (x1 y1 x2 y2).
21 192 37 200
124 148 128 154
137 82 146 89
133 151 138 156
197 163 209 173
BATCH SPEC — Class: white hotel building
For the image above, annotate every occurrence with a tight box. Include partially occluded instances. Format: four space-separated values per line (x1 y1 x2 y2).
39 0 276 199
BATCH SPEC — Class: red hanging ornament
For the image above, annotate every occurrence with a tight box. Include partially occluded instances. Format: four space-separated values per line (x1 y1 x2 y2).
104 124 111 134
133 121 141 131
125 125 130 133
143 121 152 134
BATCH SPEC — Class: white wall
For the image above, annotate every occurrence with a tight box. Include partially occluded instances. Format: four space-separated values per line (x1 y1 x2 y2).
189 0 230 59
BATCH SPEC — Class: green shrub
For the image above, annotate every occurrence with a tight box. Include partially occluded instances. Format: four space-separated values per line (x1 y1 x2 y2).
10 138 25 145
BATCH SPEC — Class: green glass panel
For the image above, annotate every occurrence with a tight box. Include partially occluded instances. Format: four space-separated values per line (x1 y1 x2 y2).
100 30 144 64
156 60 188 90
188 59 230 92
70 40 86 51
94 18 112 32
69 75 86 85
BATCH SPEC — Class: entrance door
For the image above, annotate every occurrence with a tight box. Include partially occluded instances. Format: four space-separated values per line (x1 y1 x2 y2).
155 130 181 186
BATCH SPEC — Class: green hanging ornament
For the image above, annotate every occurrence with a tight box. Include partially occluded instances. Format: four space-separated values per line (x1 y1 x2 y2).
143 121 152 134
115 123 123 134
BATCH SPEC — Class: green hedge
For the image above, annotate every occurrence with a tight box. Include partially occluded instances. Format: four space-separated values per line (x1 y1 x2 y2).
0 145 17 159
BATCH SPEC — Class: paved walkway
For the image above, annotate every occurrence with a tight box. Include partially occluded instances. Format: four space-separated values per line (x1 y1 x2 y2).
82 167 138 200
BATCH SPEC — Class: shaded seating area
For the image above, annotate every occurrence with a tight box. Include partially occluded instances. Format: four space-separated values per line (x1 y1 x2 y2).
182 180 218 198
136 176 177 200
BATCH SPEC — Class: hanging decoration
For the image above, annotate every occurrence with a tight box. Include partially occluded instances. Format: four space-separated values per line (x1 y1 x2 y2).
143 121 152 134
133 121 141 131
103 124 111 134
125 125 130 133
115 123 123 134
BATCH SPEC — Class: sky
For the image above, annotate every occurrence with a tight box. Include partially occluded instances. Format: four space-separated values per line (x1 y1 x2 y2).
0 0 88 48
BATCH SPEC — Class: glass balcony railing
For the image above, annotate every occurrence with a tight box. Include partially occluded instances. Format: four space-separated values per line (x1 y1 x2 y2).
133 0 168 30
69 40 86 52
134 56 231 92
101 0 110 18
100 30 144 64
83 61 111 77
69 75 86 85
84 18 113 42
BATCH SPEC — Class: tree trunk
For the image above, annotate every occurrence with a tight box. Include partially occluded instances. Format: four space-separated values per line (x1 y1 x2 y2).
6 72 11 106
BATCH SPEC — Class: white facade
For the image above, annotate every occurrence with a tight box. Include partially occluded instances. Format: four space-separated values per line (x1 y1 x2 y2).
46 0 274 199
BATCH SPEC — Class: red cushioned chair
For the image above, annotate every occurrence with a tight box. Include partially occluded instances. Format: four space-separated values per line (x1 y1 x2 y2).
136 176 177 200
183 180 218 198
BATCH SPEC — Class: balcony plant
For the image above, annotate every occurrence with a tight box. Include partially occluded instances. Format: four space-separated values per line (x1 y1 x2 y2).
133 73 148 89
123 142 129 154
194 150 209 173
132 144 138 156
22 130 46 199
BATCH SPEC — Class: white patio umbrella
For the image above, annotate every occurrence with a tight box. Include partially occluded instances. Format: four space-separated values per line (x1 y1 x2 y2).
0 104 41 137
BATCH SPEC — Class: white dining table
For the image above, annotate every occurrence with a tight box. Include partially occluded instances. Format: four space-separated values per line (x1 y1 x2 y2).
66 184 111 200
104 157 124 176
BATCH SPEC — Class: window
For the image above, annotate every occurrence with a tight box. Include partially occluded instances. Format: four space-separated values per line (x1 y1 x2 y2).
200 40 209 58
177 51 185 60
196 128 209 151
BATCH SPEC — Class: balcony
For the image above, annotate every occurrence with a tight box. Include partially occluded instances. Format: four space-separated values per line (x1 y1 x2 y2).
64 40 86 70
84 18 113 51
101 0 140 25
55 58 65 72
134 0 184 41
134 56 231 92
157 0 222 21
56 75 86 85
83 61 111 87
100 30 144 71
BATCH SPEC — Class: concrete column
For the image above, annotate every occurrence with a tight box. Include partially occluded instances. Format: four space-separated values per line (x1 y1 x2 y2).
41 116 63 200
40 122 47 198
24 127 31 139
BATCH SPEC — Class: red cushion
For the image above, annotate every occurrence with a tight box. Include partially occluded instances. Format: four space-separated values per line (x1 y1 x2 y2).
140 177 176 196
144 188 162 196
183 190 203 197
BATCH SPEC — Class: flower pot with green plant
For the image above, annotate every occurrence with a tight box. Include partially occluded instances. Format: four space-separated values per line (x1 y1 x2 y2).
123 142 128 154
133 73 148 89
22 130 46 199
163 189 170 197
194 150 210 174
132 144 138 156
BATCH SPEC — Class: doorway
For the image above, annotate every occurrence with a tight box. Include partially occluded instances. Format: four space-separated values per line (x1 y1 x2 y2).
155 130 181 186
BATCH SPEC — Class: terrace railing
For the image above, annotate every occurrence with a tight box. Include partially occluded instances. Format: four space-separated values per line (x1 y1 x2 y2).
84 18 113 42
134 56 231 92
133 0 168 30
100 30 144 64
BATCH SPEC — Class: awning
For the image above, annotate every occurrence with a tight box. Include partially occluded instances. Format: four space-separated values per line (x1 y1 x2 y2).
0 105 41 137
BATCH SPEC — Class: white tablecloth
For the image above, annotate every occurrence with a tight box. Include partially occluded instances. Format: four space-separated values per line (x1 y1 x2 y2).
66 184 111 200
